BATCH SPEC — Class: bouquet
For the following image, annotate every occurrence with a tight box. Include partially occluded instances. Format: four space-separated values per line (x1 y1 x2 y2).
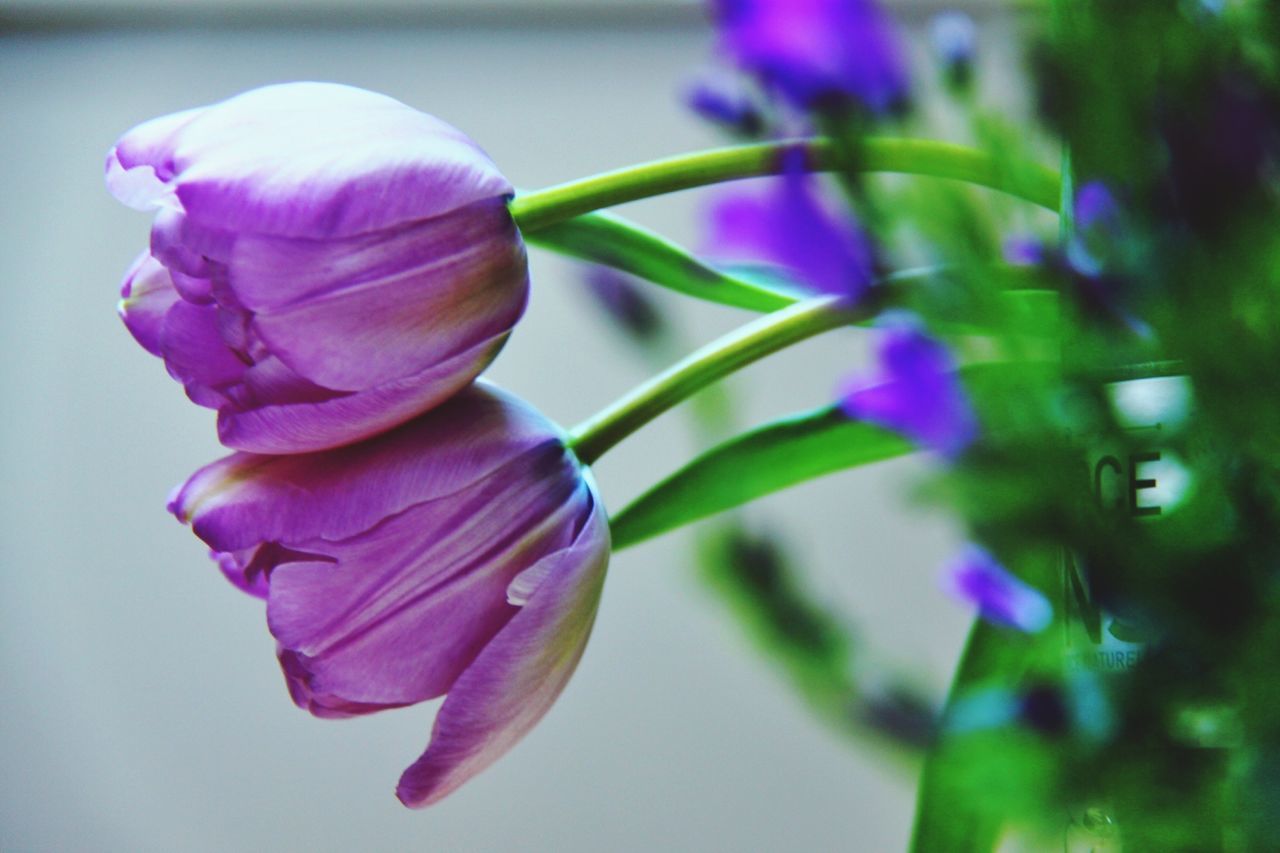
105 0 1280 847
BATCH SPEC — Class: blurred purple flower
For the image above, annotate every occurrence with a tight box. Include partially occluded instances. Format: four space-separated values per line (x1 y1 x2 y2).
942 545 1052 633
710 0 910 114
1061 181 1152 336
706 151 875 300
1002 235 1047 267
838 318 977 458
930 11 977 88
169 382 610 807
107 82 528 454
1074 181 1120 230
1066 180 1122 278
684 70 767 137
583 265 667 343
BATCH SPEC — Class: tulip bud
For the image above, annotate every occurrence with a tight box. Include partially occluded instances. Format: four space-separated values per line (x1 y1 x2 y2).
108 82 529 453
168 381 610 807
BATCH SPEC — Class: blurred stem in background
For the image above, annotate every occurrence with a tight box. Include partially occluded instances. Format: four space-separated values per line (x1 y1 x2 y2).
580 264 937 761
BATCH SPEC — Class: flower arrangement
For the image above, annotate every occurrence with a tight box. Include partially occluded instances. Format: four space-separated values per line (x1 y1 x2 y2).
105 0 1280 846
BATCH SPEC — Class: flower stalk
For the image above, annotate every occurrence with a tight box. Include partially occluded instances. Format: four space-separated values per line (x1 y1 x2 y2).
568 294 869 465
510 137 1062 233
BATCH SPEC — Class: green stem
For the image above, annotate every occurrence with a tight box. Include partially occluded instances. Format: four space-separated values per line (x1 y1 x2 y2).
568 294 866 466
510 138 1062 233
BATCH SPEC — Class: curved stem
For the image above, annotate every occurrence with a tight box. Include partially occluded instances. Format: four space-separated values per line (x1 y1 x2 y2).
510 137 1062 233
568 294 867 466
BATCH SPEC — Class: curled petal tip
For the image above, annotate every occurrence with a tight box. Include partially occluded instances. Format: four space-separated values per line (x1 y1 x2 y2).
395 498 609 808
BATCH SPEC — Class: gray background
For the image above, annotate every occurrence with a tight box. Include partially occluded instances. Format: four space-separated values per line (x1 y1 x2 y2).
0 4 1030 850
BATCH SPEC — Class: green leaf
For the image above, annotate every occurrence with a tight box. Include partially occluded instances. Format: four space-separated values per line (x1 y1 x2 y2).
908 620 1015 853
609 405 916 550
909 546 1063 852
525 210 799 313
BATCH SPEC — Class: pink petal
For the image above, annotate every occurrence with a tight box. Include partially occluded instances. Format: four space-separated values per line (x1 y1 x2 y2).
395 497 610 807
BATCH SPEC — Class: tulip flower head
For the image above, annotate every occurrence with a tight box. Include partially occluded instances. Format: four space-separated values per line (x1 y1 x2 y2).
108 82 529 453
169 382 610 806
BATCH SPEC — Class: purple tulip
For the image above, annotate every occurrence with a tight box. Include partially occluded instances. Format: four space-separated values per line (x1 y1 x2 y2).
107 82 528 454
705 150 875 300
710 0 910 115
838 317 977 458
941 545 1052 633
168 382 610 807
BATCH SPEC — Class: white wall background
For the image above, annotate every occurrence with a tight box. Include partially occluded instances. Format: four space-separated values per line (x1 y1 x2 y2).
0 8 1032 852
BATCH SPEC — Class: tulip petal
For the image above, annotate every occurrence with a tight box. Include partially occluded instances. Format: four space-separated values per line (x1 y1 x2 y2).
215 548 273 600
118 253 181 358
170 382 567 552
268 448 586 711
158 300 248 408
149 206 234 289
105 106 203 210
216 332 508 454
153 82 512 239
395 497 610 807
233 198 528 390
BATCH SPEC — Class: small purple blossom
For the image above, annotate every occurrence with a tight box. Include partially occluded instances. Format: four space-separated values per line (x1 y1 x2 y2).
930 11 977 87
711 0 910 115
1073 181 1120 231
107 82 528 454
583 265 666 342
1061 181 1152 336
1066 181 1121 278
838 318 977 458
684 70 767 137
1002 235 1047 267
170 382 610 807
705 150 875 300
941 545 1052 633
